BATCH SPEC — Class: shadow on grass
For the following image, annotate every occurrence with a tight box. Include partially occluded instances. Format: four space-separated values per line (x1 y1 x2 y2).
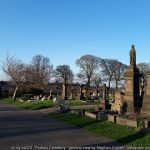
82 130 150 147
117 129 149 145
23 105 51 110
50 113 150 146
76 120 100 128
50 112 102 128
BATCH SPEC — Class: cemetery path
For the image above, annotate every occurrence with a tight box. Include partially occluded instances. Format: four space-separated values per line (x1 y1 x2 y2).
0 101 123 150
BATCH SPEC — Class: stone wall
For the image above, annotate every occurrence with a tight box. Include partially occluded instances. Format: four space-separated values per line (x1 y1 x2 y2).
116 117 137 127
85 112 97 119
70 109 138 128
107 114 116 122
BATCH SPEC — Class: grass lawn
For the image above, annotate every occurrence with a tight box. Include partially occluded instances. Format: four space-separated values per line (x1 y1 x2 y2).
1 98 54 110
0 98 100 110
65 99 100 106
49 112 150 146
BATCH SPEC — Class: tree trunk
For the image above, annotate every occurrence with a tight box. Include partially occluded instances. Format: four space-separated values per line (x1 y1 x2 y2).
12 86 18 100
86 77 90 98
96 85 99 97
62 83 68 100
65 83 68 100
115 80 118 90
108 76 112 90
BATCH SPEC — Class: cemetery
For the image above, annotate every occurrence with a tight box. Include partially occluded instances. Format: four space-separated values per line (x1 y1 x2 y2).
1 45 150 147
64 45 150 129
1 46 149 130
1 45 150 129
1 1 150 148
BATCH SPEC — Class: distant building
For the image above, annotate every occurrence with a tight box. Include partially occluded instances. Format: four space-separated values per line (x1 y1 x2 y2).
0 81 11 97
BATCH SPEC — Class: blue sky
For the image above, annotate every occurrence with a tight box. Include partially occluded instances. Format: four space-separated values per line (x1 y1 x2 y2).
0 0 150 79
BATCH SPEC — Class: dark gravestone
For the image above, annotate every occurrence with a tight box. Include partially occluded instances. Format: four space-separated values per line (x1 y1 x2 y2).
101 84 107 110
124 45 141 114
102 84 107 100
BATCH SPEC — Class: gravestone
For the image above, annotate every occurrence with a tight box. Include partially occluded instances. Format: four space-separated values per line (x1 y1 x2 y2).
123 45 141 114
142 71 150 116
102 84 107 100
101 84 108 110
68 87 73 99
78 85 83 99
62 84 67 99
111 90 124 112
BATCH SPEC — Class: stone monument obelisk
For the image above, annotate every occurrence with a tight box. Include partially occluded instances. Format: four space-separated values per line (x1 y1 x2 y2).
123 45 141 113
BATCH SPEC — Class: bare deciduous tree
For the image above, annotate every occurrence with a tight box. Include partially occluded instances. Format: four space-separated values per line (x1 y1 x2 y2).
76 73 87 83
137 63 150 79
137 62 150 88
76 55 100 90
26 55 53 89
91 74 102 96
112 60 127 89
100 59 114 89
2 55 26 100
100 59 127 89
55 65 74 84
55 65 74 99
